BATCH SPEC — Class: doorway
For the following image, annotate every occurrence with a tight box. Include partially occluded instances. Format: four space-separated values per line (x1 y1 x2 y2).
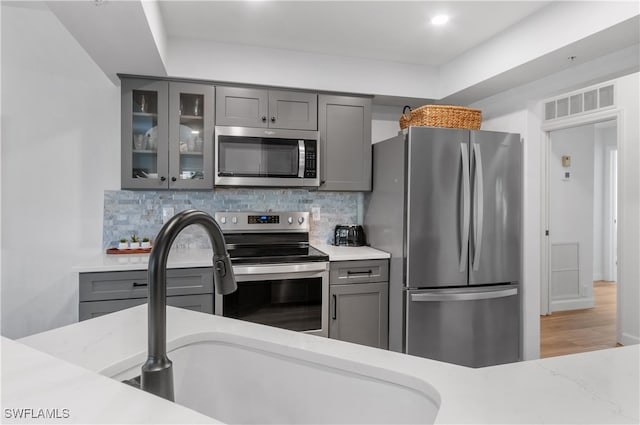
541 119 618 358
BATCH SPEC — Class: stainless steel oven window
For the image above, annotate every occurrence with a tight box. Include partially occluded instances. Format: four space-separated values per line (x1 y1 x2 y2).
214 263 329 337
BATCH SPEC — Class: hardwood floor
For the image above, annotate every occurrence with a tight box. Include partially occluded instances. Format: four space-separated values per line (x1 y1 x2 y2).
540 280 618 358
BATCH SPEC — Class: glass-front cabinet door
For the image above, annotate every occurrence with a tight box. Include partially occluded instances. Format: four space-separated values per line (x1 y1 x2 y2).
121 78 214 190
121 79 169 189
168 82 214 189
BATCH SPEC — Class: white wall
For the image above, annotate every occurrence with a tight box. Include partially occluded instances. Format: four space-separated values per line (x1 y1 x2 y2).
473 72 640 353
372 105 402 143
167 38 440 100
615 73 640 345
593 127 605 281
593 122 618 282
549 125 595 310
1 4 120 339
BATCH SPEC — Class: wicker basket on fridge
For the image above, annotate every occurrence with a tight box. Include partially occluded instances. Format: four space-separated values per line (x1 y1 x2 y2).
399 104 482 130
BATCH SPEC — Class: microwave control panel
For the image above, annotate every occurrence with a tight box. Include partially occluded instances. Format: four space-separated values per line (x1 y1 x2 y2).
304 140 317 178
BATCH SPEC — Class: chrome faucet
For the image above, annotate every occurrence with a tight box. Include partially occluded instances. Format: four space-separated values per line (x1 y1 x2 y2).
140 209 237 401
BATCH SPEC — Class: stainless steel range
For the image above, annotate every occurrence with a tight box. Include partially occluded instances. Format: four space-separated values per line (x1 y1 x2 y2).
213 211 329 337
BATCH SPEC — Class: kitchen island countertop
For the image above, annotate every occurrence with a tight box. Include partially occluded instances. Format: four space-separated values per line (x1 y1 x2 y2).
10 305 639 425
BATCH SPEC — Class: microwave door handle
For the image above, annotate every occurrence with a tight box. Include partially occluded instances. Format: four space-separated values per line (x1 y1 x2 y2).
298 140 305 178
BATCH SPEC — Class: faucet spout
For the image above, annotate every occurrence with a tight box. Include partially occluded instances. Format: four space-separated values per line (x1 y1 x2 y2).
140 209 236 401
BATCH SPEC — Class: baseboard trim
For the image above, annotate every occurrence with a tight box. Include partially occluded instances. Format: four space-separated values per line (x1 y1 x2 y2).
619 332 640 346
551 297 595 312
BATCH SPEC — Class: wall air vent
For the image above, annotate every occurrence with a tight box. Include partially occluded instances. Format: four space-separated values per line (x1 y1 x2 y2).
543 83 615 122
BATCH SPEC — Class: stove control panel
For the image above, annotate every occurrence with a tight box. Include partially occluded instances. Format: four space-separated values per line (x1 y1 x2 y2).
214 211 310 233
248 214 280 224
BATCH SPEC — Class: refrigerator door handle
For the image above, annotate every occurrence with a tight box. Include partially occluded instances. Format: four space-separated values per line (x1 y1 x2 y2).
472 142 484 271
459 143 471 272
410 288 517 302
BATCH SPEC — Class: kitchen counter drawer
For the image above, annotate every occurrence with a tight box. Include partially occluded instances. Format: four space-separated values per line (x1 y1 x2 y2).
330 259 389 285
79 268 213 302
79 294 213 321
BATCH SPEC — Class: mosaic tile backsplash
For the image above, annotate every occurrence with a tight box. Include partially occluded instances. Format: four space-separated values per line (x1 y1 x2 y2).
103 189 364 249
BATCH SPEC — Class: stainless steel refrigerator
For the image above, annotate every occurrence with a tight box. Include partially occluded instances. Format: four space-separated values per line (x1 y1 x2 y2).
364 126 522 368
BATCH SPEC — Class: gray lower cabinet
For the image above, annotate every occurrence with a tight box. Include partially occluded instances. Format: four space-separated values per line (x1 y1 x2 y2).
319 95 372 191
329 260 389 349
216 86 317 130
79 295 213 321
78 268 214 321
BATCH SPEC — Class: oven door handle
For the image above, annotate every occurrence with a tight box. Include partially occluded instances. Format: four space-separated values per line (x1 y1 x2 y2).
232 262 329 276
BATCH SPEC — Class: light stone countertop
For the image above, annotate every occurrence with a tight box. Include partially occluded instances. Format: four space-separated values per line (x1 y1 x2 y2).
12 305 640 425
314 244 390 261
72 245 389 273
1 336 219 424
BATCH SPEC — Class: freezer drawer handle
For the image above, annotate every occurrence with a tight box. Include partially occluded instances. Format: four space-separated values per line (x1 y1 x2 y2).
133 282 148 287
347 270 373 276
410 288 517 302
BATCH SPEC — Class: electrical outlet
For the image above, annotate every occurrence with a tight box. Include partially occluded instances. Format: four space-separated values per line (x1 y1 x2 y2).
312 207 321 221
162 207 174 224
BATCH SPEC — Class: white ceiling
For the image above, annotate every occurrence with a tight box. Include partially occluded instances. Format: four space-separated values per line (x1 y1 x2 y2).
158 1 550 66
41 0 639 104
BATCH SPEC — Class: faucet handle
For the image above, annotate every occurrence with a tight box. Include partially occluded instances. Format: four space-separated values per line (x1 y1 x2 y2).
213 254 237 295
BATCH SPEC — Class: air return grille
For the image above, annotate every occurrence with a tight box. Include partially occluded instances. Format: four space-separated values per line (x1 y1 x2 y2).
544 83 615 121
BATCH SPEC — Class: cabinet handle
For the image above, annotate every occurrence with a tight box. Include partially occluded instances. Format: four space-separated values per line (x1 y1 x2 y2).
270 116 276 123
332 294 337 320
261 116 267 122
171 177 177 182
347 270 373 276
133 282 148 287
160 176 166 182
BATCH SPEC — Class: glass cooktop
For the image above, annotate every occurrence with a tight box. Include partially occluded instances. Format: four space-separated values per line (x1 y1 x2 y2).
226 244 328 265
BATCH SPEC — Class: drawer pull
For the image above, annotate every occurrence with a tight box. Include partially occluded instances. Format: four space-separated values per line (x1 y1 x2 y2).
347 270 373 276
133 282 148 287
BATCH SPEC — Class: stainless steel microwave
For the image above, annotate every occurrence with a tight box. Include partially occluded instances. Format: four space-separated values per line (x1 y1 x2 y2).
214 126 320 187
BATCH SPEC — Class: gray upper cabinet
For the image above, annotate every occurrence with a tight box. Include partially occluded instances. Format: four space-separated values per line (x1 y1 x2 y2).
216 86 317 130
268 90 317 130
168 82 215 189
121 78 169 190
318 95 372 191
121 78 214 190
215 87 267 128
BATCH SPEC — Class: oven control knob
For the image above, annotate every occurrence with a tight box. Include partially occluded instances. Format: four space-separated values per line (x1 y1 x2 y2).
220 216 227 224
288 217 293 224
298 216 305 225
232 216 238 224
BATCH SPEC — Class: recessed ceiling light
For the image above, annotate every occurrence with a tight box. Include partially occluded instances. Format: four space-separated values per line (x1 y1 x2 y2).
431 15 449 26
